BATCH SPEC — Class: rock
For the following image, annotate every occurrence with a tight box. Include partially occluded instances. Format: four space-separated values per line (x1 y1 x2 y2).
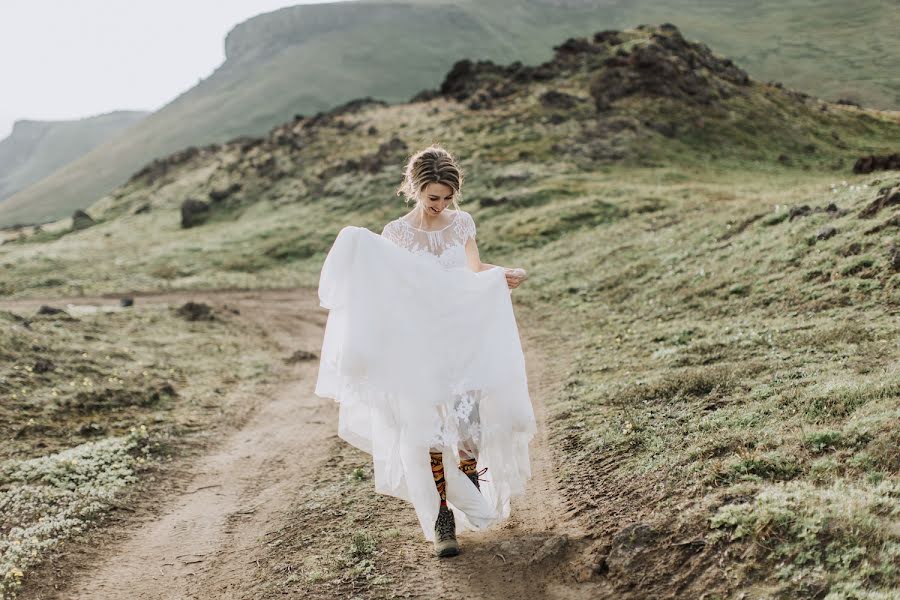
228 135 265 151
360 137 408 173
838 242 862 256
320 136 408 179
440 59 495 101
409 88 441 103
180 198 211 228
890 245 900 272
208 182 242 202
789 205 811 220
284 349 318 364
71 209 95 231
326 96 388 117
864 214 900 235
553 37 594 57
78 422 107 437
853 153 900 174
540 90 580 110
175 301 215 321
478 196 509 208
589 28 749 112
129 145 213 185
33 358 55 373
592 30 622 45
530 534 569 565
816 226 838 240
858 185 900 218
37 305 65 315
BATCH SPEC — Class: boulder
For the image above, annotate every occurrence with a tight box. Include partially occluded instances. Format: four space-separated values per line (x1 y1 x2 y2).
71 209 95 231
853 153 900 174
180 198 211 228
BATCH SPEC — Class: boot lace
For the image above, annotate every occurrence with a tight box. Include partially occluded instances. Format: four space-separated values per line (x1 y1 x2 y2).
435 506 456 541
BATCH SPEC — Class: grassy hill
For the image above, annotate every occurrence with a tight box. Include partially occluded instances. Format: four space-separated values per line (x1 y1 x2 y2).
0 111 147 204
1 0 897 228
1 23 898 598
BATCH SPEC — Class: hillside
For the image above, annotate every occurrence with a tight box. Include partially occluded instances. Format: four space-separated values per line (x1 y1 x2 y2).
1 0 897 227
0 111 147 204
1 23 898 599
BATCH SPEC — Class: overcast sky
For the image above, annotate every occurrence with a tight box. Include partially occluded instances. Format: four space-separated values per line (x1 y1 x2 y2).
0 0 354 139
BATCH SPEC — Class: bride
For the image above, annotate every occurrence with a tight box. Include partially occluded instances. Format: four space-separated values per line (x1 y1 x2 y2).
314 144 535 557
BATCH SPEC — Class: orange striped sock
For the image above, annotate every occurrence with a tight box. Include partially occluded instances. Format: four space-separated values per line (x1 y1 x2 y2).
459 457 477 477
429 450 447 506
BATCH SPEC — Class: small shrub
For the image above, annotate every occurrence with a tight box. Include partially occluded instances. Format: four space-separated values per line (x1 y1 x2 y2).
719 452 802 483
804 431 843 454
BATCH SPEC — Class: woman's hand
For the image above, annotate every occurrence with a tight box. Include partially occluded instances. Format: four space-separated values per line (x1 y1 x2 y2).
504 268 528 289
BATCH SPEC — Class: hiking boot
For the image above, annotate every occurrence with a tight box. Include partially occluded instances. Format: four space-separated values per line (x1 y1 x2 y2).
468 467 488 491
459 458 488 492
433 505 459 557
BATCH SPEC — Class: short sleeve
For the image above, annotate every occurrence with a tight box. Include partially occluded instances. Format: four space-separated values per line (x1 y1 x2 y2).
381 221 398 244
463 211 476 241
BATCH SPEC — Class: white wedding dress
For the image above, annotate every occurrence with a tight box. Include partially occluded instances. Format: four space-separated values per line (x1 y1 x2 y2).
314 208 536 541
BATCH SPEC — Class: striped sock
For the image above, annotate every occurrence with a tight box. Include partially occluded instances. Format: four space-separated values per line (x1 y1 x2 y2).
429 450 447 507
459 457 477 478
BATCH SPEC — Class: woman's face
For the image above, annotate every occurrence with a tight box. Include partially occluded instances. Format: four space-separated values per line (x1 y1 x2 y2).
418 182 454 216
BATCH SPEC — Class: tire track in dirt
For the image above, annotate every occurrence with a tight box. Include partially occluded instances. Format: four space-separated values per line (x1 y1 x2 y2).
4 288 610 599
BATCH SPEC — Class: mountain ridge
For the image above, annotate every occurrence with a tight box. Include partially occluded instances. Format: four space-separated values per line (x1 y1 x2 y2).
80 23 898 234
1 0 896 227
0 110 148 206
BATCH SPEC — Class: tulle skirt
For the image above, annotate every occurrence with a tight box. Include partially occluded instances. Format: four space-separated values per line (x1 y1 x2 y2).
314 226 536 541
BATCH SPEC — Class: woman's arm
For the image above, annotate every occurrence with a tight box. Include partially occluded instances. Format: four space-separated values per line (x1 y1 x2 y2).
464 237 527 289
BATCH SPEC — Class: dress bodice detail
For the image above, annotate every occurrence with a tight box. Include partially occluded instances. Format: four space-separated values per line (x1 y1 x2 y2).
381 209 477 270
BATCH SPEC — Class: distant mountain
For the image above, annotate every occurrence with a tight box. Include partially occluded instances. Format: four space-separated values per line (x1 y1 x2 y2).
80 21 899 236
1 0 896 227
0 111 147 205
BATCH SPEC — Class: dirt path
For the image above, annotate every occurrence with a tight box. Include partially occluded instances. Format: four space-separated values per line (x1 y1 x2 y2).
4 288 607 599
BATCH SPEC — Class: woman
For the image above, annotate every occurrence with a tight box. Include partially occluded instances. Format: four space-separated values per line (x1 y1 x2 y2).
314 144 535 558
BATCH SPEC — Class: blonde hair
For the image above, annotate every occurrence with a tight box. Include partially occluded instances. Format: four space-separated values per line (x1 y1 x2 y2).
395 144 465 227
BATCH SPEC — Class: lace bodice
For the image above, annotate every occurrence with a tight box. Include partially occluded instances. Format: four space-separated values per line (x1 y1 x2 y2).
381 209 477 270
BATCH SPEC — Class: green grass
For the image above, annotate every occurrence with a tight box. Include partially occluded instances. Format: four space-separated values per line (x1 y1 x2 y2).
0 301 280 592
